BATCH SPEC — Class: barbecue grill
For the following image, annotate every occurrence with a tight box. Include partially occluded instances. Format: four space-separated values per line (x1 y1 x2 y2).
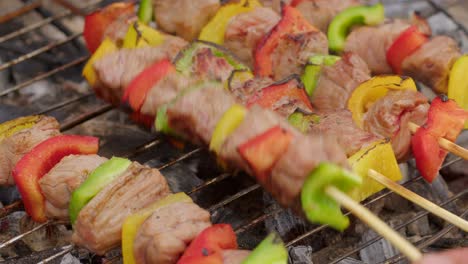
0 0 467 263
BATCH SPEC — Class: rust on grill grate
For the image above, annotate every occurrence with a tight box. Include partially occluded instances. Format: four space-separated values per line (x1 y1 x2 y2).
0 0 467 263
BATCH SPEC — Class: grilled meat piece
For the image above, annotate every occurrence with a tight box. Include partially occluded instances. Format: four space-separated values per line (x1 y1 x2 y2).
310 52 371 111
310 110 382 157
229 76 274 103
219 105 291 174
344 19 431 74
270 132 349 208
103 12 137 47
293 0 361 32
93 36 187 105
192 47 236 83
269 29 328 81
153 0 220 41
0 116 60 185
224 7 280 67
72 162 170 255
167 83 236 145
259 0 291 13
140 72 196 116
133 201 211 264
39 155 108 220
222 250 251 264
363 90 429 161
402 36 461 94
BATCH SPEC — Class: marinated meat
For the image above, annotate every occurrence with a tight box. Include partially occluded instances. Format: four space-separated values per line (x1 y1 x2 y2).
270 29 328 80
103 12 137 46
293 0 360 32
133 201 211 264
0 116 60 185
224 7 280 67
167 83 236 145
39 155 108 220
153 0 220 41
402 36 461 94
270 132 349 207
72 162 171 255
93 36 188 104
310 110 382 156
259 0 291 13
219 106 295 174
140 72 196 116
192 47 236 83
222 250 251 264
344 19 431 74
229 76 274 103
363 90 429 161
311 52 371 111
344 20 411 74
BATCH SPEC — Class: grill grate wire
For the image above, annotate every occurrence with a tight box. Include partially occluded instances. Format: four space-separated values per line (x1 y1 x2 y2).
0 0 466 263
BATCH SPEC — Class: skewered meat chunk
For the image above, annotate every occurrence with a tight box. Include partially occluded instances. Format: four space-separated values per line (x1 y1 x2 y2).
133 201 211 264
310 52 371 111
363 90 429 161
72 162 171 255
229 76 275 103
219 105 292 174
222 250 251 264
39 155 108 220
140 72 195 116
310 110 382 157
93 36 187 104
293 0 361 32
0 116 60 185
269 28 328 81
103 12 137 47
224 7 280 67
270 131 348 208
153 0 220 41
167 83 236 145
344 19 430 75
191 46 236 83
401 36 461 94
259 0 291 13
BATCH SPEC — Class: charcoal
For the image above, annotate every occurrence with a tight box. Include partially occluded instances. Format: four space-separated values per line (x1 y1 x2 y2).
288 245 313 264
60 253 81 264
428 12 459 36
337 257 366 264
407 213 432 237
359 229 401 264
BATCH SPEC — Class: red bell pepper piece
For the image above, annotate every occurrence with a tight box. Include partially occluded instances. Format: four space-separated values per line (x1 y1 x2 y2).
122 58 175 112
386 25 429 74
12 135 99 222
245 78 313 111
238 126 293 183
129 111 155 129
412 96 468 182
177 224 237 264
290 0 304 6
83 2 135 53
254 5 317 77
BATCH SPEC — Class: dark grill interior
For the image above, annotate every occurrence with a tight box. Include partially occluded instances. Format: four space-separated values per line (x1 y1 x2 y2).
0 0 467 263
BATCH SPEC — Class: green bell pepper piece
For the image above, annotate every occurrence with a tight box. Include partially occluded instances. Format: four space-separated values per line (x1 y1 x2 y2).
137 0 153 24
301 55 341 96
69 157 131 224
242 233 288 264
328 3 385 53
301 162 362 231
287 112 320 133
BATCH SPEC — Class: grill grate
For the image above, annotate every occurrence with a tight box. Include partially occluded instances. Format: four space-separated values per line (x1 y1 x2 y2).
0 0 467 263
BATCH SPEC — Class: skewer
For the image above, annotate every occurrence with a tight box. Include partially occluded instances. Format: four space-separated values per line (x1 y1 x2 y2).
408 122 468 160
368 169 468 232
325 186 423 262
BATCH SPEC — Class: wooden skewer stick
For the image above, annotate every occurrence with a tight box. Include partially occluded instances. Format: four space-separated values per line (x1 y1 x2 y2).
368 169 468 232
408 122 468 160
325 186 423 262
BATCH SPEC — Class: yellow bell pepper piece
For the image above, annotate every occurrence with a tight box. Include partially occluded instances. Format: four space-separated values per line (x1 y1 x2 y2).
122 193 192 264
82 38 118 87
0 115 41 142
448 55 468 129
348 139 402 201
122 21 165 49
199 0 262 44
210 104 247 154
348 75 417 128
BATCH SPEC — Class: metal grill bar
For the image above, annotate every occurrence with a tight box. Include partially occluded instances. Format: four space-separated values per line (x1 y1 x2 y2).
0 32 82 72
427 0 468 34
0 56 88 97
59 104 113 131
37 92 94 115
